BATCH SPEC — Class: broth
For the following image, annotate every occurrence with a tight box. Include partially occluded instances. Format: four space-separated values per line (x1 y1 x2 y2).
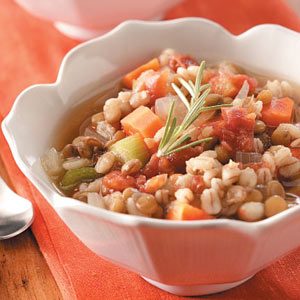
53 82 121 151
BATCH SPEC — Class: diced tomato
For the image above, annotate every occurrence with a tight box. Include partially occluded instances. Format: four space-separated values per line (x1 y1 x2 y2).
291 148 300 159
142 154 160 178
231 74 257 94
158 157 175 175
221 107 255 132
209 73 257 98
209 73 237 97
135 174 147 191
142 147 203 178
166 147 203 173
236 131 255 152
169 54 198 71
102 171 136 191
202 68 218 84
189 175 206 194
215 107 255 153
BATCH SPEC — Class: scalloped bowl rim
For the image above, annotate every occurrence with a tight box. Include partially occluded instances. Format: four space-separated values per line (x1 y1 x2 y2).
2 17 300 230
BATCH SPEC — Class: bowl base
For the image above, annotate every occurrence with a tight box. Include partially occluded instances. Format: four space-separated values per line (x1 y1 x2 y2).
54 22 107 40
54 15 164 40
142 275 254 296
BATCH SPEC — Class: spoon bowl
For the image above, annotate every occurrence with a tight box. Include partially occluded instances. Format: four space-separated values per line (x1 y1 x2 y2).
0 178 34 239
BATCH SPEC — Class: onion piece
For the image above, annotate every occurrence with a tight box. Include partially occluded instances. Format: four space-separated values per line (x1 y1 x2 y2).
235 151 262 164
235 80 249 100
155 96 187 124
62 157 92 170
87 192 106 208
41 148 64 179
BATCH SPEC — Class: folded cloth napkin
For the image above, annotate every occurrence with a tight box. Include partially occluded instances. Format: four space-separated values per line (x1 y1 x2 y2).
1 0 300 299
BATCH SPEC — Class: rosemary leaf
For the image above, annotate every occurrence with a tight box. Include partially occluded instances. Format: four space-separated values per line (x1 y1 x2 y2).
200 103 232 112
193 61 205 102
167 133 191 152
171 83 190 110
160 117 177 153
178 78 195 98
157 59 231 157
199 83 210 93
159 100 175 150
181 88 211 129
188 80 195 91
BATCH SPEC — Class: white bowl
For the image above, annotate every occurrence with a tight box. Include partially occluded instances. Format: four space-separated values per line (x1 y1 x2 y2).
3 18 300 296
15 0 182 40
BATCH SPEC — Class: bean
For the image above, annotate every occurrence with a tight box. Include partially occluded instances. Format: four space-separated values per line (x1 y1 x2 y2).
144 174 168 194
105 192 126 213
87 192 105 208
95 152 116 174
254 120 266 134
175 188 194 203
271 127 292 146
121 159 142 175
201 188 222 215
61 144 76 158
257 133 272 150
256 168 272 185
226 185 247 203
205 94 223 106
155 189 170 206
223 96 233 104
91 112 105 124
103 98 122 124
290 138 300 148
118 91 133 116
238 202 265 222
266 180 285 198
136 194 159 216
257 89 272 104
264 195 288 217
245 189 263 202
222 160 241 186
122 187 136 200
239 167 257 188
129 91 150 109
63 157 91 170
215 144 231 164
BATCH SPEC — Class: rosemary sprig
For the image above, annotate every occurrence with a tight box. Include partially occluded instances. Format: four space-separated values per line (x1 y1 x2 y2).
157 60 232 157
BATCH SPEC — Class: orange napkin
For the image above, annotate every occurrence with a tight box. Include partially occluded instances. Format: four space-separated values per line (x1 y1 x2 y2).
1 0 300 299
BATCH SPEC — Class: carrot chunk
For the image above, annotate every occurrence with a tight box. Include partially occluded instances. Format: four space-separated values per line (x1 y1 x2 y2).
121 106 163 138
261 97 294 127
166 202 214 221
122 58 160 89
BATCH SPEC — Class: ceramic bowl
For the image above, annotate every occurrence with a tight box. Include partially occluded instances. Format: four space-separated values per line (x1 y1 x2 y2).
14 0 182 40
3 18 300 296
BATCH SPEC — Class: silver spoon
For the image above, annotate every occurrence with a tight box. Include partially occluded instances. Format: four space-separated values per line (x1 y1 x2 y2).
0 177 34 240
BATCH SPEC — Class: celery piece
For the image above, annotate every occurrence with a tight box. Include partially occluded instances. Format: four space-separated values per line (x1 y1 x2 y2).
61 167 98 187
110 134 150 166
